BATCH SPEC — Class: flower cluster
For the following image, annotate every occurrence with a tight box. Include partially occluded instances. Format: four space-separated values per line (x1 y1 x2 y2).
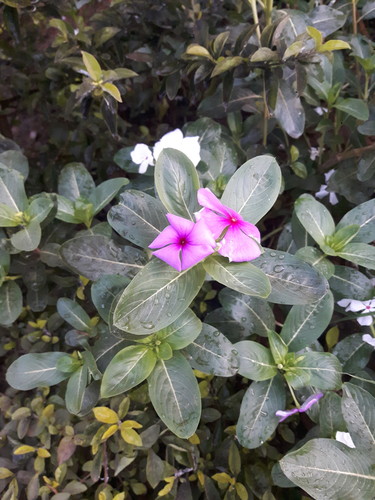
276 392 324 422
149 188 262 271
315 169 338 205
130 129 201 173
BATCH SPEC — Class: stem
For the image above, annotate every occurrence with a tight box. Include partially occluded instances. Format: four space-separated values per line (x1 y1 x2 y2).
343 372 375 386
248 0 261 43
363 73 369 101
102 442 109 484
261 225 284 243
370 323 375 338
264 0 273 26
352 0 357 34
262 72 269 147
286 380 300 408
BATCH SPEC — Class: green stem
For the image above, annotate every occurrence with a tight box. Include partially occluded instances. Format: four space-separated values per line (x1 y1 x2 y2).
262 72 269 147
248 0 261 43
352 0 357 35
264 0 273 26
370 323 375 338
286 379 300 408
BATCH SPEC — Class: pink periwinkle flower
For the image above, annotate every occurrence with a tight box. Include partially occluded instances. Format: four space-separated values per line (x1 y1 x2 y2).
196 188 262 263
276 392 324 422
149 213 216 272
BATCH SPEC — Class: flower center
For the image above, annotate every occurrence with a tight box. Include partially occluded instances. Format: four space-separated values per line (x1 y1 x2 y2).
179 238 187 246
230 217 237 223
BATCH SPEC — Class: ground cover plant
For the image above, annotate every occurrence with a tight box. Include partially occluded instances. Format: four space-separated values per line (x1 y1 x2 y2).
0 0 374 499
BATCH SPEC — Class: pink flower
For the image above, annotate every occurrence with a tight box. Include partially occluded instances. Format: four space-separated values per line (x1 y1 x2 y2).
149 214 216 272
196 188 262 263
276 392 324 422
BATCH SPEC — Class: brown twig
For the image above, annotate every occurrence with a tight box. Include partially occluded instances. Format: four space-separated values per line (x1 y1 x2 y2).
319 143 375 172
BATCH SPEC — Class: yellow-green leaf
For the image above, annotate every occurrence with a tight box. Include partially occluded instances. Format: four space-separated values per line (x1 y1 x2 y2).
0 467 13 479
37 448 51 458
120 419 143 429
120 425 142 447
14 445 36 455
236 482 249 500
188 433 200 444
212 472 234 484
101 424 118 441
81 51 102 81
319 40 351 52
101 82 122 102
326 326 339 350
93 406 119 424
306 26 323 49
158 477 175 497
185 44 214 61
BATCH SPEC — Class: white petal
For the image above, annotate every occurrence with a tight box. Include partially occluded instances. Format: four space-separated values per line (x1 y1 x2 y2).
324 169 336 182
315 185 328 199
362 334 375 347
153 129 184 160
357 315 374 326
329 192 339 205
138 159 149 174
130 143 153 165
337 298 352 308
347 300 366 312
335 431 356 448
180 136 201 166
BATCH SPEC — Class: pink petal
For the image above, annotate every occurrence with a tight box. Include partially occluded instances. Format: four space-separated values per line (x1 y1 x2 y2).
149 225 179 249
189 218 218 248
152 244 182 271
197 188 228 216
276 409 299 422
299 392 324 412
218 225 262 262
238 220 261 241
166 214 195 236
195 208 229 239
180 242 215 270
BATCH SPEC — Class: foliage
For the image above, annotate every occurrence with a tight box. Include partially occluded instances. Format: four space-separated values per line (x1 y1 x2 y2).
0 0 374 499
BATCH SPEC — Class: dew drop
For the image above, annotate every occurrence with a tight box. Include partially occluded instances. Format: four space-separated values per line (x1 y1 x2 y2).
270 252 277 257
278 254 285 260
213 331 220 337
273 265 284 273
232 349 238 355
141 322 155 330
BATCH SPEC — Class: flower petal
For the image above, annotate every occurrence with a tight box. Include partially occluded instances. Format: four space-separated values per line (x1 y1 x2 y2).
195 208 229 239
179 136 201 166
180 242 214 270
346 300 366 312
357 315 373 326
152 244 182 271
166 214 195 237
329 192 339 205
337 298 352 308
131 144 153 165
275 409 299 422
188 219 217 248
218 225 262 262
362 334 375 348
238 220 261 241
153 129 183 161
197 188 228 216
149 225 179 249
299 392 324 412
315 185 328 199
335 431 356 448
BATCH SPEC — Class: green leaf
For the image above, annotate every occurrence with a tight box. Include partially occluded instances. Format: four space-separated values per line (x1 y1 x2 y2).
0 281 22 325
252 249 329 305
81 51 102 81
211 56 243 77
6 352 69 390
108 190 168 248
155 149 200 221
295 247 335 279
185 43 214 60
221 155 282 224
57 298 92 332
332 334 373 373
0 202 19 226
293 351 342 390
236 374 285 449
280 438 375 500
152 309 202 350
337 242 375 270
328 225 360 252
89 178 128 215
60 234 146 280
0 166 27 212
65 365 88 415
92 329 130 373
274 78 305 139
58 163 95 202
235 341 277 381
268 330 288 365
219 288 275 337
294 194 335 246
0 150 29 178
329 266 373 301
101 345 157 398
280 291 333 351
148 352 201 438
56 195 80 224
319 40 351 52
184 323 239 376
203 256 271 298
362 0 375 20
250 47 279 62
319 392 346 438
27 197 54 224
310 5 347 36
334 98 369 121
91 274 130 323
336 199 375 244
342 383 375 453
10 220 41 251
113 259 205 335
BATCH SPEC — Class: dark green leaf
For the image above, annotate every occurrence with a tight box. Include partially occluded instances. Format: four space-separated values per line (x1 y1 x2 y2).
57 298 91 331
338 242 375 270
336 199 375 244
293 351 342 389
332 334 373 373
294 194 335 246
0 281 22 325
329 266 373 300
235 341 277 381
274 79 305 139
91 274 130 323
65 365 88 415
58 163 95 201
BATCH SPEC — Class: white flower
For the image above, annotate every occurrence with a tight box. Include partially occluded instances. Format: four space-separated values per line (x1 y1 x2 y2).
310 147 320 161
130 143 154 174
338 298 375 326
315 169 338 205
153 129 201 166
362 333 375 348
314 106 328 116
335 431 355 448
